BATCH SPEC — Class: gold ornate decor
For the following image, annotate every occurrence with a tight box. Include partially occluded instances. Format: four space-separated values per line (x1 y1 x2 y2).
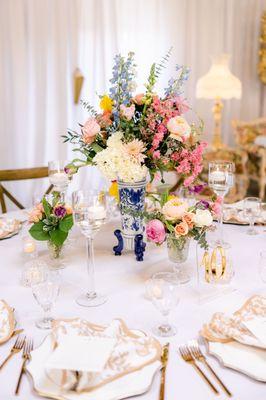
258 11 266 84
201 246 229 283
73 68 84 104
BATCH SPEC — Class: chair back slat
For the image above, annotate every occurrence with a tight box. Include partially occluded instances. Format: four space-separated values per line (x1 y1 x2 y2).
0 167 48 181
0 167 52 213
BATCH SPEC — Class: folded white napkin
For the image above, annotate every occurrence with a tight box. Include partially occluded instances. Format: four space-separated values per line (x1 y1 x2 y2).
46 319 161 393
201 295 266 349
45 335 116 372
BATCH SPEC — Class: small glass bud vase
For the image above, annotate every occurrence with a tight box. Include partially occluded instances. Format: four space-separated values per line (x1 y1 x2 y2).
47 241 65 269
166 234 191 284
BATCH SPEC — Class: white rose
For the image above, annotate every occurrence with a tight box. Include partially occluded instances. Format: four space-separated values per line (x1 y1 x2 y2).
194 209 213 227
167 116 191 141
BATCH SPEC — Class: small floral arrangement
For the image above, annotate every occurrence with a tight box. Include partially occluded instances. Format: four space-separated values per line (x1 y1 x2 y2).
64 50 206 186
28 194 73 248
145 193 222 249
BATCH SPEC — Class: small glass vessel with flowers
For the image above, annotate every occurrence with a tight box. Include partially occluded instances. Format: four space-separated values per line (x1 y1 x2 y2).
28 193 73 269
145 192 221 283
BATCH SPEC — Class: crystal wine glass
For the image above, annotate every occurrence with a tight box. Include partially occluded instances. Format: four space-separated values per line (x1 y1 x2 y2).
72 190 107 307
149 272 180 337
32 278 60 329
243 197 261 235
48 160 70 200
208 161 235 248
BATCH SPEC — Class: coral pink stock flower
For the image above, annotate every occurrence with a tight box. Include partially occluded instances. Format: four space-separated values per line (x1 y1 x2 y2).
133 93 145 105
82 118 101 144
120 104 135 120
146 219 166 244
174 221 189 237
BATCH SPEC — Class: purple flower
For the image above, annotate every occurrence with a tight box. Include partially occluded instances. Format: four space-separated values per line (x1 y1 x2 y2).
196 200 210 210
188 184 206 194
54 205 67 218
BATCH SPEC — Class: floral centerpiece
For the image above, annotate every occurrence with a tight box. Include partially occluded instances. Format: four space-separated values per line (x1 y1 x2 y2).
64 50 207 257
28 194 73 267
145 193 221 254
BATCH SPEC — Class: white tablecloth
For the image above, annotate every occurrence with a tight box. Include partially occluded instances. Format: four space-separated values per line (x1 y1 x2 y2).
0 211 265 400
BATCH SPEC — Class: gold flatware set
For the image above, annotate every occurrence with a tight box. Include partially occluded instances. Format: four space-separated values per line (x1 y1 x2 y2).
179 341 232 397
159 343 169 400
0 334 33 395
15 337 33 395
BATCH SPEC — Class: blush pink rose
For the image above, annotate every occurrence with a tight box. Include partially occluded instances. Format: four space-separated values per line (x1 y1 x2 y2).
146 219 166 244
133 93 145 105
120 104 135 121
167 116 191 141
174 221 189 237
82 118 101 144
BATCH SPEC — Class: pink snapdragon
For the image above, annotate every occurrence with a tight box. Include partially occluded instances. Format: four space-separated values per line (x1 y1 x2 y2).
146 219 166 244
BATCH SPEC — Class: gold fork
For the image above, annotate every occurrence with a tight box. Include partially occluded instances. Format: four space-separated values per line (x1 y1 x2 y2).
0 335 25 370
189 340 232 397
179 345 219 395
15 337 33 395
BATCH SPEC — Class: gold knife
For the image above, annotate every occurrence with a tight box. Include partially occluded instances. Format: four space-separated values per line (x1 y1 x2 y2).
159 343 169 400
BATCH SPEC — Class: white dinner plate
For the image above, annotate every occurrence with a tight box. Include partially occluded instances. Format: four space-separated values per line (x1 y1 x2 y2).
208 340 266 382
26 332 161 400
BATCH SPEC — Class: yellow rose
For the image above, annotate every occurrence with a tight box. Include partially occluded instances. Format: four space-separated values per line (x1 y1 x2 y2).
100 95 113 112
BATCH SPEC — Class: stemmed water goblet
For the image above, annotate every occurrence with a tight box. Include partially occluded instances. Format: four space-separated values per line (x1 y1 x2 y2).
72 190 107 307
48 160 70 201
208 161 235 248
32 276 60 329
243 197 261 235
149 272 180 337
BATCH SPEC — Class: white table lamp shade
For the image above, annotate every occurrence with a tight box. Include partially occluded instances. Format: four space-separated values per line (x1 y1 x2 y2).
196 54 242 99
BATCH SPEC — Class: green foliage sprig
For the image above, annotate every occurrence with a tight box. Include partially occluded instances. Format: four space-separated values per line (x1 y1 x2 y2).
29 194 73 247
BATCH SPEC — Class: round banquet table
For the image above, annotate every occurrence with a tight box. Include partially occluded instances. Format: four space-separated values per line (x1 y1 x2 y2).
0 210 265 400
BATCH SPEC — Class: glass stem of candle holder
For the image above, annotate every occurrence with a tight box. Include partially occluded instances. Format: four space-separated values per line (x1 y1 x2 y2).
86 237 96 299
218 195 224 245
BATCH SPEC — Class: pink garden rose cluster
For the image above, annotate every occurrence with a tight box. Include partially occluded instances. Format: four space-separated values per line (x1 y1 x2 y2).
145 195 221 248
65 51 206 188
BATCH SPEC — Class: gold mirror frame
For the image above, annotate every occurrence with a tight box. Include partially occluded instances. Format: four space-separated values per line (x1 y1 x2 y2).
258 11 266 85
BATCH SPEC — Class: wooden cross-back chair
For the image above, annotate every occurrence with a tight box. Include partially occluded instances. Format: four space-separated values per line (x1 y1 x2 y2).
0 167 53 213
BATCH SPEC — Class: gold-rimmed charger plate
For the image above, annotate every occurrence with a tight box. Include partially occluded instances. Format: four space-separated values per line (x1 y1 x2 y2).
26 328 161 400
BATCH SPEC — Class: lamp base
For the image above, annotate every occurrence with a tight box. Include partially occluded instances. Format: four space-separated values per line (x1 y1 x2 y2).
212 98 225 151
